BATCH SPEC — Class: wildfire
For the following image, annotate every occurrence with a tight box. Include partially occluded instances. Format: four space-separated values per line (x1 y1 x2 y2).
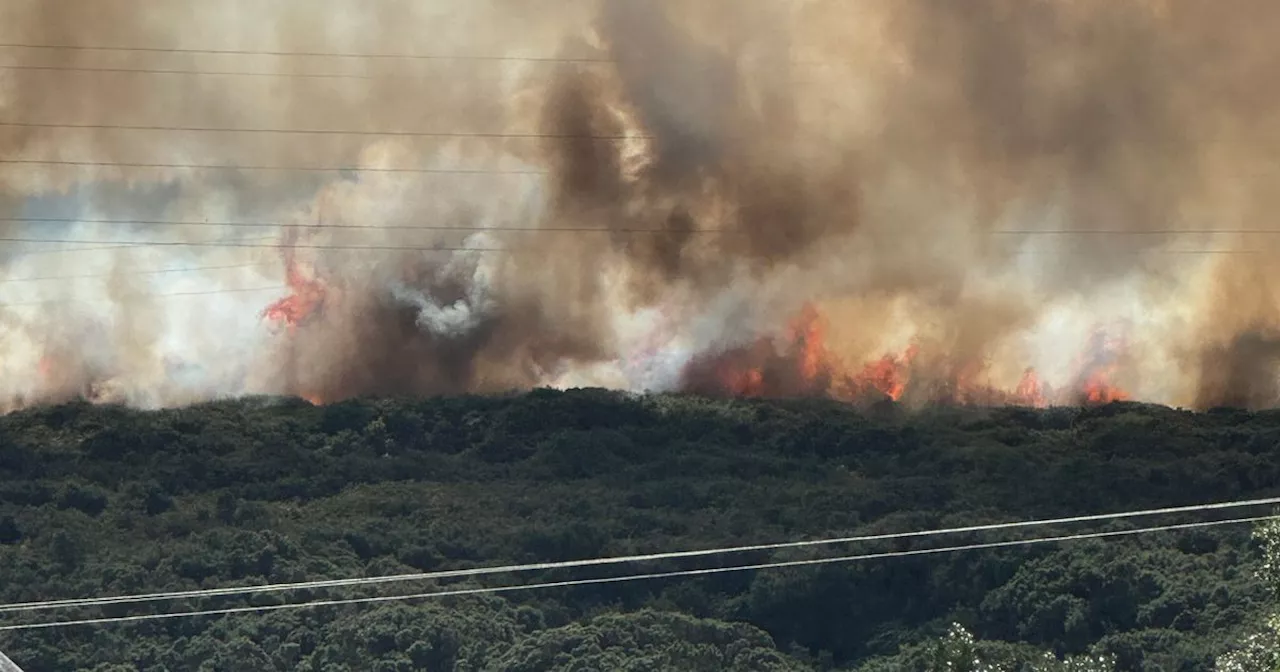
722 368 766 396
1080 371 1129 404
1015 368 1046 407
261 236 330 405
790 304 827 382
847 346 918 401
261 261 326 332
1072 329 1130 405
683 303 1130 408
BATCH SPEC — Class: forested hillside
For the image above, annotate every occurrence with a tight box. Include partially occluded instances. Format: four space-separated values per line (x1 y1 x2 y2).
1 391 1279 670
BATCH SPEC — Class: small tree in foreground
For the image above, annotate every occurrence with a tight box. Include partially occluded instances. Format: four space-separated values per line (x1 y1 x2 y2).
1216 518 1280 672
925 624 1117 672
857 623 1117 671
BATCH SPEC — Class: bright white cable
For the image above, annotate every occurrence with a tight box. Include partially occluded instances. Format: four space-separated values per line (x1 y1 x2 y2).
1 514 1270 633
3 496 1278 615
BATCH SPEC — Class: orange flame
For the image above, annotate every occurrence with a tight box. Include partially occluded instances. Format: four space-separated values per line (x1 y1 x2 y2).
721 368 765 397
848 346 917 401
261 235 330 405
1072 329 1130 405
685 304 1132 408
790 304 827 382
1015 368 1047 407
262 262 326 332
1081 370 1129 404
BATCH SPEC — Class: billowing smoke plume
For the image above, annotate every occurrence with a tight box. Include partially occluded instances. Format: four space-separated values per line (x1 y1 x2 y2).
2 0 1280 410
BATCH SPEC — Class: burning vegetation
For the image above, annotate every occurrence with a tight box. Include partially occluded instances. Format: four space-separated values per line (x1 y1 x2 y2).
680 303 1128 407
261 244 327 335
3 0 1280 411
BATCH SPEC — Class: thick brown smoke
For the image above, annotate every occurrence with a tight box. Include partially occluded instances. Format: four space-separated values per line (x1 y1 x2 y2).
2 0 1280 410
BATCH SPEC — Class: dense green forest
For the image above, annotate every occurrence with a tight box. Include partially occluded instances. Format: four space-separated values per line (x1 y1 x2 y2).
1 391 1279 670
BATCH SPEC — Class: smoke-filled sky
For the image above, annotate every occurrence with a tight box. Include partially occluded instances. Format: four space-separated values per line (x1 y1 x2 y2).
1 0 1280 410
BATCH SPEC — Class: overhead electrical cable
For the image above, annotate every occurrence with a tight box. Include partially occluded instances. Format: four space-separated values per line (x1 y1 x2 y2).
0 237 508 253
0 235 1265 256
0 42 613 62
0 262 270 285
0 514 1272 632
0 159 546 174
0 121 647 140
0 216 720 234
0 286 286 308
10 216 1280 237
0 63 606 79
1 496 1276 617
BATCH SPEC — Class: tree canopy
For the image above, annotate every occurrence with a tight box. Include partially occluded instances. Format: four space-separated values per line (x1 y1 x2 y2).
0 391 1278 670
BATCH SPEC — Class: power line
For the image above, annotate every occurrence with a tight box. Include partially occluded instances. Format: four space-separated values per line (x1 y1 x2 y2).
0 43 613 63
0 262 268 285
0 235 1267 256
0 61 834 81
0 286 285 308
997 230 1280 235
0 237 509 253
14 244 236 258
0 122 647 141
0 649 22 672
0 64 387 79
1162 250 1264 255
0 159 546 175
1 514 1270 632
0 64 487 80
4 495 1277 616
2 235 280 258
9 217 1280 237
5 242 166 256
0 217 717 235
4 227 1207 288
0 44 828 69
0 62 607 80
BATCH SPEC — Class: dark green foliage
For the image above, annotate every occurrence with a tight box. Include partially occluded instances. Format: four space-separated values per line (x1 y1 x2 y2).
57 483 109 516
0 393 1276 670
0 514 20 544
491 610 810 671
